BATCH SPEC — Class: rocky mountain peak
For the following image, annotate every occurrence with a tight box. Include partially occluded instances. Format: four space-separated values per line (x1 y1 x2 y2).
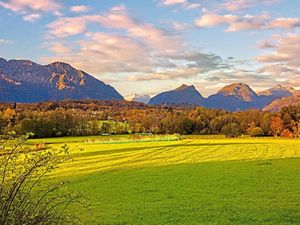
217 83 257 101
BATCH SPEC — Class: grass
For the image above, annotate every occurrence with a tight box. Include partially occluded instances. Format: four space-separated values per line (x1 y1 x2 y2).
29 135 300 224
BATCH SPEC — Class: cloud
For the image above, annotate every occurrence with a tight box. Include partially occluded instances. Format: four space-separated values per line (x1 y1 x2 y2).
128 67 203 81
268 18 300 30
195 13 300 31
49 42 71 54
159 0 200 9
221 0 281 12
43 32 153 74
170 21 189 30
44 5 226 83
0 0 61 22
195 13 269 32
47 6 183 53
0 0 61 12
47 16 90 37
22 13 41 22
257 41 276 49
222 0 257 11
257 34 300 86
70 5 90 13
0 38 13 44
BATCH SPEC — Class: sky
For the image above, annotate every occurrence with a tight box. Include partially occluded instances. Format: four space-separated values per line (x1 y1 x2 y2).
0 0 300 97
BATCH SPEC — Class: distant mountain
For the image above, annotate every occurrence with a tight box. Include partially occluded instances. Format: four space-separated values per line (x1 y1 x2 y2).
149 84 204 106
258 84 295 97
255 84 295 109
125 94 151 104
0 58 123 103
263 91 300 111
148 82 298 111
216 83 257 101
203 83 259 111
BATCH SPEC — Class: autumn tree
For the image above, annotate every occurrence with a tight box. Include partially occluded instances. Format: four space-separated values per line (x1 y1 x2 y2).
270 116 284 137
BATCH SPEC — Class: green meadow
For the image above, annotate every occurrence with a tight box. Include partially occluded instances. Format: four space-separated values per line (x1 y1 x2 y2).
28 135 300 225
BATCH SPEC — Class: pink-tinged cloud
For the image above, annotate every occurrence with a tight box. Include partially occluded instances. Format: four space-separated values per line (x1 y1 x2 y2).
195 14 237 27
22 13 41 22
222 0 281 12
195 13 300 31
161 0 186 6
128 67 204 81
257 34 300 84
160 0 200 9
44 32 153 75
195 13 268 31
48 6 183 54
45 5 225 83
70 5 90 13
268 18 300 30
48 17 89 37
0 0 61 12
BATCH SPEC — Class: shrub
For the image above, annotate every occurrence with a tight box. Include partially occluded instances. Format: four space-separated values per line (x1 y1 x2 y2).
250 127 265 137
281 129 294 138
0 133 88 225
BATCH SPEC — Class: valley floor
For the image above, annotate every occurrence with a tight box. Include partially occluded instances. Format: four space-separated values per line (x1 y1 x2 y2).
29 135 300 225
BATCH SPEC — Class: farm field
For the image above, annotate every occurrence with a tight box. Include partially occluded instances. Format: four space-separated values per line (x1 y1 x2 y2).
29 135 300 225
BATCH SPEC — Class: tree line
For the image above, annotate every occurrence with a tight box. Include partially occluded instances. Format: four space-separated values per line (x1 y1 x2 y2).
0 100 300 138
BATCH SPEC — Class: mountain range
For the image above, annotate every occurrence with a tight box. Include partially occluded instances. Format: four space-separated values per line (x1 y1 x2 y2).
0 57 298 111
149 83 297 111
0 58 123 102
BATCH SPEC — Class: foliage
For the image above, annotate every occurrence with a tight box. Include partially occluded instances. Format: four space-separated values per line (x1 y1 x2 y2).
1 101 300 138
250 127 265 137
270 116 284 137
0 133 87 225
221 122 242 137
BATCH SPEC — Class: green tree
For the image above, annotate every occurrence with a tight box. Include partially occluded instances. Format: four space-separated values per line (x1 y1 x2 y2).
222 122 242 137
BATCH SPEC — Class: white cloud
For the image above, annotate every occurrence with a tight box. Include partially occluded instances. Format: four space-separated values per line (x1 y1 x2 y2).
0 38 13 44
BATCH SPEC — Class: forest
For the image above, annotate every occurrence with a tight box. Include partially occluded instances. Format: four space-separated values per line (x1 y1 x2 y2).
0 100 299 138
